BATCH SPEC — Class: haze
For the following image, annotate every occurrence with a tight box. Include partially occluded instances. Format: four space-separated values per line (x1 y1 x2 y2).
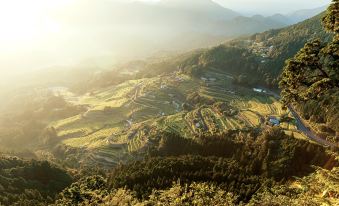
0 0 330 80
208 0 330 15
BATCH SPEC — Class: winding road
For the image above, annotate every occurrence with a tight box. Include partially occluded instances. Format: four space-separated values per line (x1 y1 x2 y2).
264 89 338 148
288 106 338 148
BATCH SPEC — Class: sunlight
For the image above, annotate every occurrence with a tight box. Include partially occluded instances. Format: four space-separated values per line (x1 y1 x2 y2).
0 0 71 51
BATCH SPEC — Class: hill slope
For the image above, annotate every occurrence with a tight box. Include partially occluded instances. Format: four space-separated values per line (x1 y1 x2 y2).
0 156 72 205
171 12 332 87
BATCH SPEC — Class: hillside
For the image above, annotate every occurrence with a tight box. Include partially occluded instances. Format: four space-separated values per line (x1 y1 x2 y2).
54 0 288 60
287 5 328 23
0 2 338 205
0 155 72 205
99 12 331 89
0 12 333 166
0 8 335 167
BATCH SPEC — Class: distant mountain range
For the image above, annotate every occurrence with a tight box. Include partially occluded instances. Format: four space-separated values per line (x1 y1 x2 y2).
55 0 327 61
287 5 328 23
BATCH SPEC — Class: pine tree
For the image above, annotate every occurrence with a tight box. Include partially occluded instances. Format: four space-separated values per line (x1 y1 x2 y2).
279 0 339 105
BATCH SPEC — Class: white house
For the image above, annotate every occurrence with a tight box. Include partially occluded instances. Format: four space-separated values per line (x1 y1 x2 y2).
253 88 263 93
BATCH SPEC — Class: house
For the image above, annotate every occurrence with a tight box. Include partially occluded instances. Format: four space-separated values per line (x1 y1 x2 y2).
253 88 267 93
268 116 280 126
253 88 263 93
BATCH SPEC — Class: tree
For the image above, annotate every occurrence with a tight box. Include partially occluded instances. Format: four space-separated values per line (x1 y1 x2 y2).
279 0 339 105
322 0 339 33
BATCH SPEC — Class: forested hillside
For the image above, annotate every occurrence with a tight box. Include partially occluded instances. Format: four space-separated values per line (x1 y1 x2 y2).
180 12 332 88
279 0 339 143
54 127 338 205
0 156 72 205
85 12 331 91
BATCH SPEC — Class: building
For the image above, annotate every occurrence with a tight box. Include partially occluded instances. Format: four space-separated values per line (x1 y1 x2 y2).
268 116 280 126
253 88 267 93
253 88 263 93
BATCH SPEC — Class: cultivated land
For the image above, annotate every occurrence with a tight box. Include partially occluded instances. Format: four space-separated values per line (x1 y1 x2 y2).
48 68 306 166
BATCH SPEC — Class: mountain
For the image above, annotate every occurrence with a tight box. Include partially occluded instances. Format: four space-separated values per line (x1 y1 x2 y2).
267 13 293 25
287 5 328 23
142 12 331 87
77 12 332 93
1 3 338 206
158 0 240 20
54 0 288 61
255 5 329 28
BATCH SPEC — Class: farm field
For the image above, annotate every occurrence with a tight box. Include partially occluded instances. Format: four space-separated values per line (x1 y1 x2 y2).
49 68 299 166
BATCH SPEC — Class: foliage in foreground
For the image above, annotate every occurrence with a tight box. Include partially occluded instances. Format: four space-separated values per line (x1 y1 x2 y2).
54 126 338 205
279 0 338 106
54 166 339 206
0 156 72 206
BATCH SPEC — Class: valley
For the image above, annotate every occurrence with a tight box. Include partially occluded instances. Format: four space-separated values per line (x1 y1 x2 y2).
0 1 338 205
44 67 312 167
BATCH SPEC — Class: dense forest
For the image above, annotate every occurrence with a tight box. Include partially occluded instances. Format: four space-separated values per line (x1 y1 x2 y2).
279 0 339 143
54 127 338 205
0 156 72 205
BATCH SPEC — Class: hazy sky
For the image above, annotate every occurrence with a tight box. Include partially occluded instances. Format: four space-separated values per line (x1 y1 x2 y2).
213 0 331 15
140 0 331 15
0 0 332 78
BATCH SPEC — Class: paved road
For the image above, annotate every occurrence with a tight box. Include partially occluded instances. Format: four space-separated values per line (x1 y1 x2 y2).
288 106 338 148
264 88 338 148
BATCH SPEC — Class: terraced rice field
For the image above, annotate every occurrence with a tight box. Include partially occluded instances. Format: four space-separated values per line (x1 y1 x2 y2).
51 68 296 166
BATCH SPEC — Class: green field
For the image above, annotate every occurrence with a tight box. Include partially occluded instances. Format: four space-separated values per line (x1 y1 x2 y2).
49 69 300 166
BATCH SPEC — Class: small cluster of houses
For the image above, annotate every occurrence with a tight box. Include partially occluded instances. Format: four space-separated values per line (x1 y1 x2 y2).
250 41 275 63
253 88 267 93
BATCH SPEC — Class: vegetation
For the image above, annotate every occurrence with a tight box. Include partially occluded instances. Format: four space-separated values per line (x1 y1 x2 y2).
55 165 339 205
54 127 338 205
0 2 338 206
280 0 338 104
279 0 339 143
0 156 72 206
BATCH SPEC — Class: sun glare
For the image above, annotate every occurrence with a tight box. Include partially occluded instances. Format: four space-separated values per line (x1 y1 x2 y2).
0 0 71 51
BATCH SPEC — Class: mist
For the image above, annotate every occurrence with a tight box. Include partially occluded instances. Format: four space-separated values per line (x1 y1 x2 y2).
0 0 329 90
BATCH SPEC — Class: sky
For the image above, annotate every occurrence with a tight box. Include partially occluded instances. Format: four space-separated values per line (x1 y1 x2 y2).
139 0 331 15
213 0 331 15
